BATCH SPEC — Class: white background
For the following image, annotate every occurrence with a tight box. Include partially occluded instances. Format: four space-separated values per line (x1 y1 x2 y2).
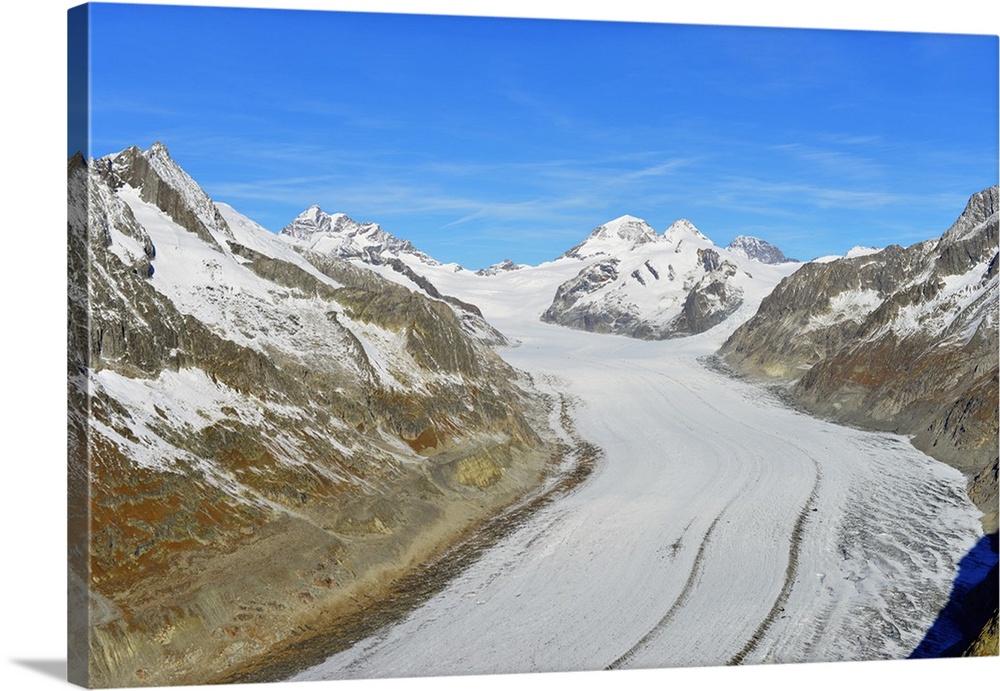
2 1 997 690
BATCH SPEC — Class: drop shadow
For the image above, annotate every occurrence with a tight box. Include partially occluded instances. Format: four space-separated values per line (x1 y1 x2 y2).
909 532 999 658
11 658 67 681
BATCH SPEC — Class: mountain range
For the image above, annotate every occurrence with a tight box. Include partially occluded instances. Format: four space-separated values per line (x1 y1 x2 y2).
276 206 802 342
68 142 999 685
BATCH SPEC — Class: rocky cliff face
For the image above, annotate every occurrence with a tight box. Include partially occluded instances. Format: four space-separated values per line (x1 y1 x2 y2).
720 187 999 532
541 217 797 340
68 144 559 687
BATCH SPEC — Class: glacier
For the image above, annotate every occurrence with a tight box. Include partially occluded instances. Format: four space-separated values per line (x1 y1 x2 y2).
289 255 990 679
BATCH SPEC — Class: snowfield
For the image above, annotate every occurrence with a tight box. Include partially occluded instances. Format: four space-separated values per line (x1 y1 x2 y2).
290 260 989 679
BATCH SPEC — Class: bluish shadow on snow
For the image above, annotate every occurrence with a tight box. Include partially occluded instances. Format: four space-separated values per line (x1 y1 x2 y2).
908 533 998 658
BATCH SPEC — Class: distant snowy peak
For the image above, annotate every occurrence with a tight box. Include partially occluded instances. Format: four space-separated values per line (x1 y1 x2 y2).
279 206 439 266
664 218 710 243
562 215 660 259
846 246 882 258
812 246 883 264
476 258 526 276
595 214 659 243
726 235 793 264
541 214 801 341
281 205 371 242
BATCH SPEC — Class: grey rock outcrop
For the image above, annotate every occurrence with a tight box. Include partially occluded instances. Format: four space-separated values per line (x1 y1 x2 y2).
476 258 525 276
540 259 621 330
667 261 743 336
726 235 794 264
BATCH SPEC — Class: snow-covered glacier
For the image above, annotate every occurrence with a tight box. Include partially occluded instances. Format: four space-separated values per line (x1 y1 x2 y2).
291 261 990 679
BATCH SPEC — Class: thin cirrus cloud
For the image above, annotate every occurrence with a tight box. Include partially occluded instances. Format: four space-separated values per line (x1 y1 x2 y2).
211 152 697 218
771 143 887 181
717 173 972 213
719 177 904 209
84 4 997 268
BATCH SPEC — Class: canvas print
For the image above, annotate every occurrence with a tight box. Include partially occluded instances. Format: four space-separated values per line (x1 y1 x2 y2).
67 2 999 688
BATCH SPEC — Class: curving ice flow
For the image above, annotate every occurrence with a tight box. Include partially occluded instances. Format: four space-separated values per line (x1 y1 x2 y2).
291 260 987 680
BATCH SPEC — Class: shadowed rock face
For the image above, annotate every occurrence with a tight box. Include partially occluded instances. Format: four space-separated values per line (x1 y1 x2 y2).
663 249 743 336
69 145 557 687
541 256 745 340
720 187 999 532
540 259 627 333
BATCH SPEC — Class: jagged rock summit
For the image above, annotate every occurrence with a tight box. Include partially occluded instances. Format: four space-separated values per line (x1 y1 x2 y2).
277 204 507 345
726 234 794 264
280 204 439 266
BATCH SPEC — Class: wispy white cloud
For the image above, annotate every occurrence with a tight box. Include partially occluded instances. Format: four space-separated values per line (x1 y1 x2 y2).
208 149 698 222
771 142 887 180
713 176 946 211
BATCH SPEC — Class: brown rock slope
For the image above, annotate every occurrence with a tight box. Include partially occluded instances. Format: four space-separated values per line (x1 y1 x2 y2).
68 144 561 687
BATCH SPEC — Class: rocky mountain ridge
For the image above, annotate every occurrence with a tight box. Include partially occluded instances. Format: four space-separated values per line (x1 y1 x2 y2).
276 204 507 346
271 204 798 342
69 143 562 687
718 186 999 658
280 204 440 266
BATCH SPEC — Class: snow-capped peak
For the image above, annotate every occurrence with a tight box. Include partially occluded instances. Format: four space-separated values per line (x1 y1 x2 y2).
562 215 660 259
301 204 323 221
846 246 882 258
280 205 370 242
279 206 438 266
596 215 658 242
664 218 710 243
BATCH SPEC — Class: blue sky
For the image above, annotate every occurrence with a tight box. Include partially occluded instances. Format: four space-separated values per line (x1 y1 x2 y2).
83 3 998 268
